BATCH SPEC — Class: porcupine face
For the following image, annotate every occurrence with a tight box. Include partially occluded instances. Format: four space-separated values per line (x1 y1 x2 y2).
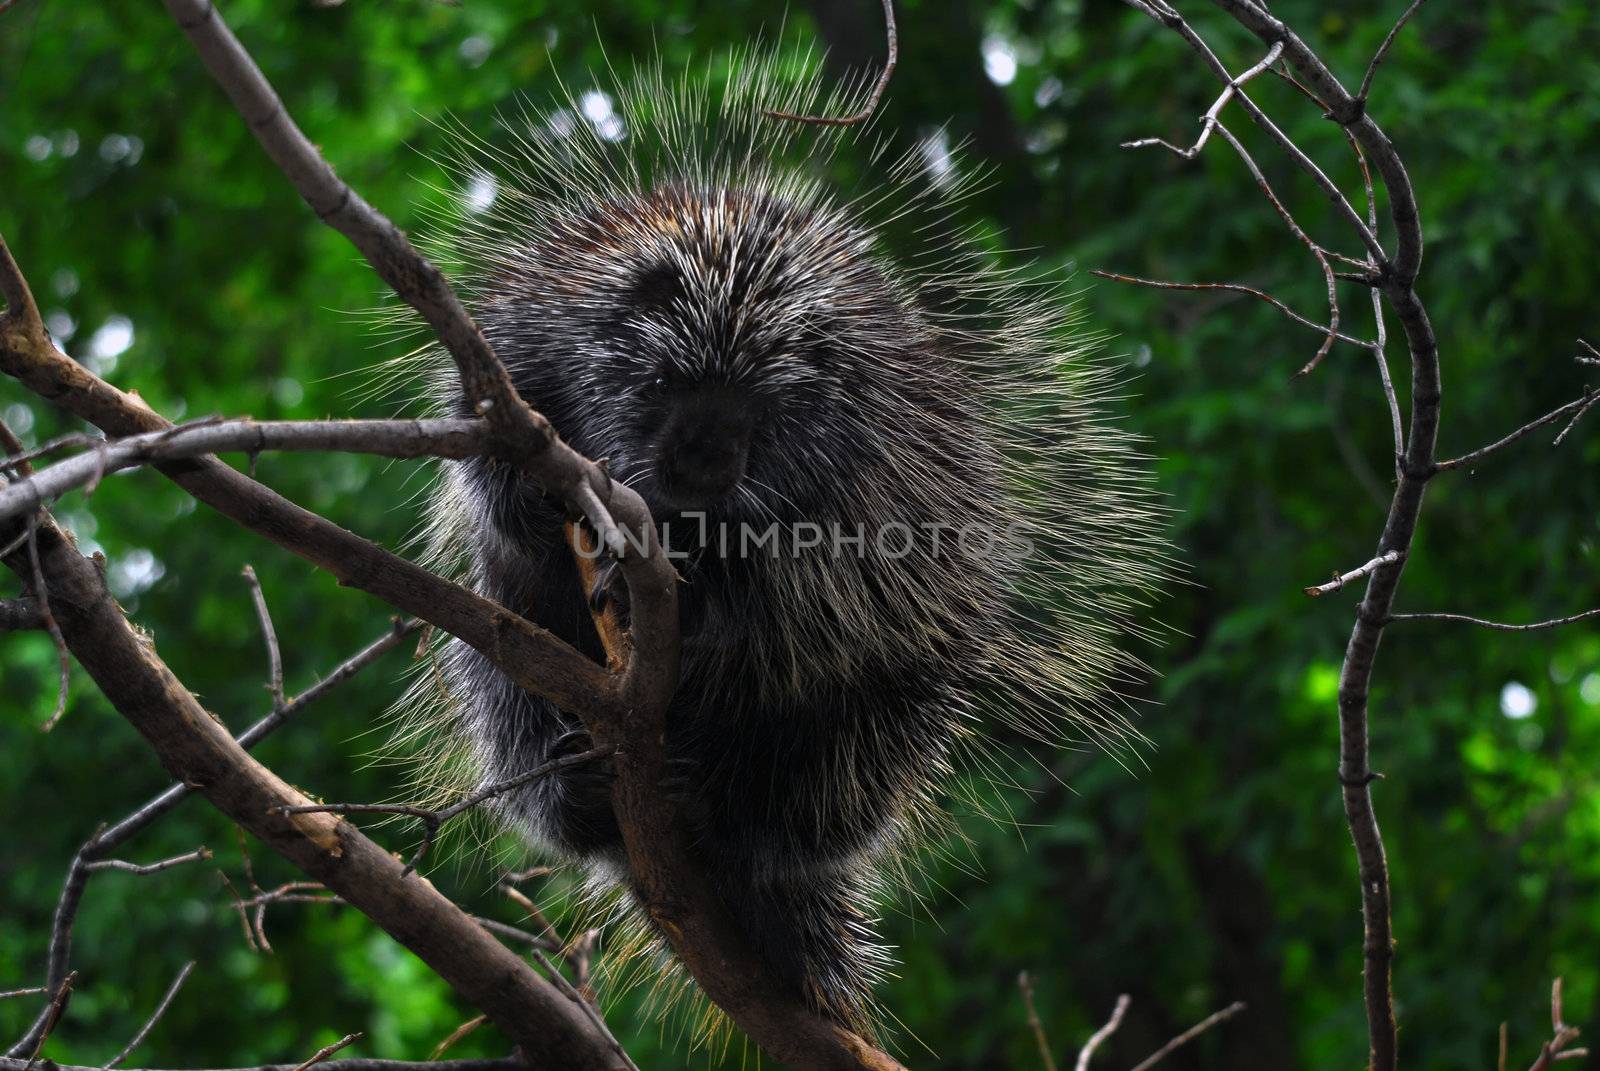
478 183 926 530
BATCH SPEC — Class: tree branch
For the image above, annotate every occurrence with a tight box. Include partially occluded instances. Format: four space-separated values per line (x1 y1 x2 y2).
1073 994 1129 1071
276 744 616 875
103 961 195 1071
0 513 628 1069
1305 551 1404 598
0 417 493 527
0 596 43 630
1357 0 1427 105
1434 386 1596 472
1386 608 1600 632
0 1061 522 1071
1127 1000 1247 1071
766 0 896 126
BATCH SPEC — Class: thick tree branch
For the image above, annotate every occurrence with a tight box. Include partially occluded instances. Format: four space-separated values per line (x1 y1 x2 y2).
6 617 416 1060
0 514 628 1069
0 283 614 718
0 595 43 630
156 0 628 557
0 1061 522 1071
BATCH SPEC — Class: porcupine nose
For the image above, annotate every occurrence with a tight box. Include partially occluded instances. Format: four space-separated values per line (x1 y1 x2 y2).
660 390 754 509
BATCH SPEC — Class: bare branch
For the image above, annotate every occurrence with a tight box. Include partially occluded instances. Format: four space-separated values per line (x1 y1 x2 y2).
1435 388 1596 472
23 514 70 731
103 961 195 1070
0 596 43 630
1016 972 1058 1071
1128 1001 1247 1071
2 1061 521 1071
767 0 896 126
1089 271 1373 350
84 848 213 876
4 616 417 1060
18 970 75 1071
1207 120 1341 374
0 235 41 326
1122 42 1282 159
1305 551 1404 598
1357 0 1427 104
1387 608 1600 632
1527 979 1587 1071
1123 4 1461 1068
241 566 286 712
0 417 493 527
0 516 625 1067
290 1033 362 1071
276 744 615 875
156 0 626 554
1074 994 1129 1071
1120 2 1385 262
428 1017 487 1062
1552 390 1600 447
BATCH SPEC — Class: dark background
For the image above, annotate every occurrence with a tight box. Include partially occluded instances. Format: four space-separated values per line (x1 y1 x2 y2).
2 1 1598 1067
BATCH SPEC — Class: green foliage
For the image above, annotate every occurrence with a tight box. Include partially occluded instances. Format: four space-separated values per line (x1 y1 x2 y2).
2 2 1597 1068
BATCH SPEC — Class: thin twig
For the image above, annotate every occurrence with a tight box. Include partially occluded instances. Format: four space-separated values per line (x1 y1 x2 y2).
1122 42 1282 159
1357 0 1427 103
1208 120 1341 374
0 990 45 1002
1435 388 1597 471
103 962 195 1070
1074 994 1130 1071
1128 1001 1247 1071
290 1033 362 1071
20 971 75 1071
1527 978 1587 1071
1089 271 1373 349
767 0 896 126
23 514 69 731
276 745 613 874
85 848 213 876
427 1017 487 1062
1016 972 1058 1071
1305 551 1404 598
242 566 286 712
1387 608 1600 632
1552 389 1599 447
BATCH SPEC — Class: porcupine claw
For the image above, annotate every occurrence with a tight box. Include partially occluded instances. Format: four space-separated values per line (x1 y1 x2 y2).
588 556 632 626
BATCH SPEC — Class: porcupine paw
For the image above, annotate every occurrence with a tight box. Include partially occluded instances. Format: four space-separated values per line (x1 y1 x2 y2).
586 556 631 628
547 726 620 850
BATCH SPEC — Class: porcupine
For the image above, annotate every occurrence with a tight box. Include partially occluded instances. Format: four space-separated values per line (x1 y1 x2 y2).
389 51 1168 1039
